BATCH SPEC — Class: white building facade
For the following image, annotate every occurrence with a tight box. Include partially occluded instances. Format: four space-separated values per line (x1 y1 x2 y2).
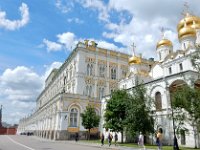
17 41 129 140
101 13 200 148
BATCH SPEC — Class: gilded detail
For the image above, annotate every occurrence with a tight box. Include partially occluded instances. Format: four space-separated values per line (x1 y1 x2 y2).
85 57 96 63
97 80 106 86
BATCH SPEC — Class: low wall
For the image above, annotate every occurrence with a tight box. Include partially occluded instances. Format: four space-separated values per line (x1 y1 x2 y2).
0 127 16 135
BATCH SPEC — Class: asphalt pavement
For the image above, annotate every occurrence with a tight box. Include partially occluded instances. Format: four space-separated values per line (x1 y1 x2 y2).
0 135 154 150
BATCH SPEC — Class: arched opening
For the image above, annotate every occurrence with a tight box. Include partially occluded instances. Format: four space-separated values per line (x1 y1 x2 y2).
70 108 78 127
169 80 187 94
155 92 162 111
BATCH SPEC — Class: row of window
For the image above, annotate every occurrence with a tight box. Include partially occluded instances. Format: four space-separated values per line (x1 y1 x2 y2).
86 64 118 80
168 63 183 75
85 85 105 99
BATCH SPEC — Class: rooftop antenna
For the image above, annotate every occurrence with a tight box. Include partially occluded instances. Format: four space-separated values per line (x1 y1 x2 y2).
131 42 136 56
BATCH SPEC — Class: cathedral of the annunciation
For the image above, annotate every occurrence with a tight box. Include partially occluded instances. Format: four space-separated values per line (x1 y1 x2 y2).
17 10 200 148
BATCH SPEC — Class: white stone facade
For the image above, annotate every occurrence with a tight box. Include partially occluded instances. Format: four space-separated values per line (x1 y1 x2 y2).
17 41 129 140
101 13 200 148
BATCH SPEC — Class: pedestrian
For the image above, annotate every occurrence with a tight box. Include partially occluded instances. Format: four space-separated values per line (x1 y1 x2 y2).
75 132 79 142
114 133 118 146
108 132 113 147
156 128 163 150
100 133 104 146
138 132 145 150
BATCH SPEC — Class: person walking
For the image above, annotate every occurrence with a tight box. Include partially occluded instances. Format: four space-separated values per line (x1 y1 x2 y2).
138 132 145 150
75 132 79 142
100 133 105 146
156 128 163 150
114 133 118 146
108 132 113 147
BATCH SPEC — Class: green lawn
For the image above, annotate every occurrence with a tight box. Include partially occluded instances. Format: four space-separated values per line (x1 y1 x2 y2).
81 139 200 150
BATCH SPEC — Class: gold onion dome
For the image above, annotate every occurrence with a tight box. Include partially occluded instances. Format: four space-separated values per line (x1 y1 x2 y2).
178 26 196 40
177 14 200 31
156 39 172 49
128 55 141 65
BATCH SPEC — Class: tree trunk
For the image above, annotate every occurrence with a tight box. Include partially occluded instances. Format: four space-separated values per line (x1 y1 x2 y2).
88 129 90 140
121 131 124 143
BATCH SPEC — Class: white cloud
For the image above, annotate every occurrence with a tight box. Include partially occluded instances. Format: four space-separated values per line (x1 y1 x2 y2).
67 18 84 24
0 3 29 30
0 66 43 101
43 39 63 52
43 61 62 81
55 0 74 13
78 0 110 22
43 32 78 52
0 62 63 124
57 32 78 50
53 0 200 60
0 66 43 124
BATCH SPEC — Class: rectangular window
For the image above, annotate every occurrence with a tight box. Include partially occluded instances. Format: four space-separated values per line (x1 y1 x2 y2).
179 63 183 71
99 65 105 77
111 68 116 79
169 67 172 74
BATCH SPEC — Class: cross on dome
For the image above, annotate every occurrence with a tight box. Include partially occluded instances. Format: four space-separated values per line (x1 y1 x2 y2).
160 27 165 39
131 42 136 56
181 2 191 17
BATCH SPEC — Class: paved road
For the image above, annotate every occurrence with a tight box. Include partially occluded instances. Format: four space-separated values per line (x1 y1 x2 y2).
0 135 119 150
0 135 151 150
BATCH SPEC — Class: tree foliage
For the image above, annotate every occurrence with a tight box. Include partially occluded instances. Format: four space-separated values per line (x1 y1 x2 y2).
104 89 129 143
171 86 200 134
125 84 154 137
104 83 155 143
81 105 100 140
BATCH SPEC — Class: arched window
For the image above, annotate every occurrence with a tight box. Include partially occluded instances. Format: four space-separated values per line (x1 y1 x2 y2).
98 87 104 99
64 76 66 85
111 68 116 79
90 64 93 76
155 92 162 111
70 108 78 127
89 85 92 97
87 64 90 76
99 65 105 77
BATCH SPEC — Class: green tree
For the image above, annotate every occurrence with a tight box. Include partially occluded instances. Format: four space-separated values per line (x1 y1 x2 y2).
125 83 154 139
81 105 100 140
104 89 129 143
171 86 200 148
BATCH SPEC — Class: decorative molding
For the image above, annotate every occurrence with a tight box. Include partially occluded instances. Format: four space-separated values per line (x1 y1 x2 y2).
98 59 107 65
97 80 106 86
85 57 96 63
110 51 118 57
98 48 107 56
85 77 95 84
109 80 118 88
109 62 117 68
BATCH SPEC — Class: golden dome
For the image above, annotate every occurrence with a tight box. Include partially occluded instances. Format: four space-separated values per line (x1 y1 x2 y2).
178 26 196 40
156 39 172 49
191 23 200 30
128 56 141 65
177 15 200 31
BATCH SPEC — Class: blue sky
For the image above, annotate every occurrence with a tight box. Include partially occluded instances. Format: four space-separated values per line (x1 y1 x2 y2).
0 0 200 125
